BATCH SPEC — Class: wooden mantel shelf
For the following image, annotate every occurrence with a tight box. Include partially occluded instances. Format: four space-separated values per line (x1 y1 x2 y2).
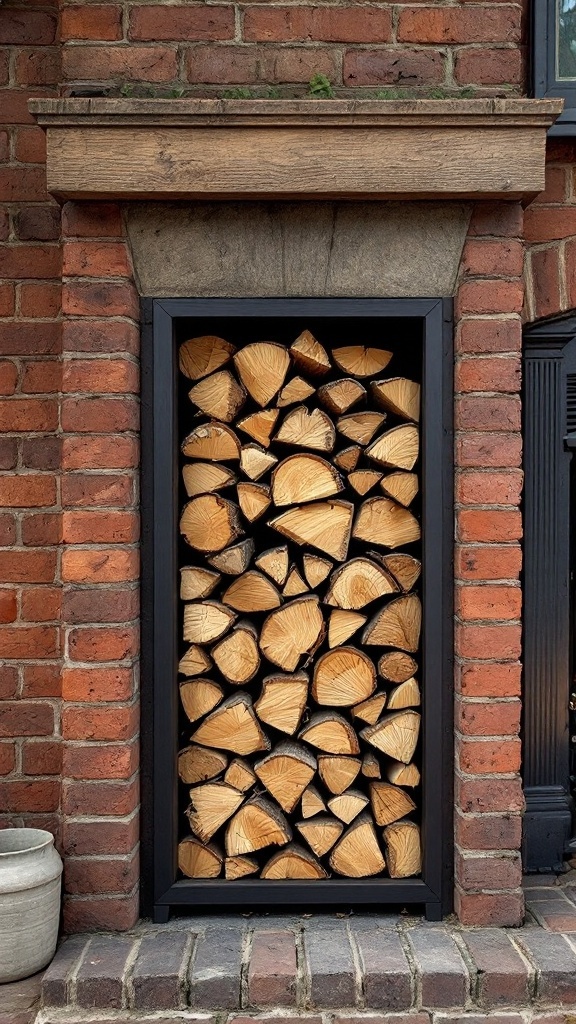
30 97 563 202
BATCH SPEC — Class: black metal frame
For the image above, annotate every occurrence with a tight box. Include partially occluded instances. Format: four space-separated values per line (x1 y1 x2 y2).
523 313 576 870
141 296 454 922
533 0 576 135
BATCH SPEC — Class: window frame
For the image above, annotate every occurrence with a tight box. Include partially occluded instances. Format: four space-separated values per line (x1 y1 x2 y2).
534 0 576 134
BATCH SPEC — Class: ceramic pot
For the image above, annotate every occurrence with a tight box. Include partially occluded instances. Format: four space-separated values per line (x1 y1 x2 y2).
0 828 62 982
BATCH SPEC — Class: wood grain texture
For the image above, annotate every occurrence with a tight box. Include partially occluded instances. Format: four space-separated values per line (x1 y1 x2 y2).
30 99 562 202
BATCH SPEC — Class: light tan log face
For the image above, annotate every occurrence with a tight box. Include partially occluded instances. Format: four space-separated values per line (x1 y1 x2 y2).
177 323 423 882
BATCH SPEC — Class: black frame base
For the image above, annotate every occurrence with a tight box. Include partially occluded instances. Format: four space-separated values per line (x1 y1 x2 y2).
141 297 454 921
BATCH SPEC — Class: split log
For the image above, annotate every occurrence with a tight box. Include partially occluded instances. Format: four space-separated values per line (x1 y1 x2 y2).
329 812 386 877
208 538 255 575
178 745 228 785
260 596 324 671
237 409 279 448
277 376 315 408
362 752 381 779
378 650 418 684
222 571 281 613
303 554 333 589
383 820 422 877
366 424 420 471
334 446 361 472
372 377 421 423
283 567 309 597
328 609 367 649
299 711 360 755
297 816 343 857
234 342 290 406
363 594 422 651
255 545 290 587
388 678 421 709
318 755 361 795
180 567 221 601
387 761 421 788
191 693 270 756
328 788 369 824
348 470 382 496
179 836 222 878
369 781 416 826
179 644 213 678
240 444 278 481
237 482 271 523
352 692 387 725
318 378 366 415
179 335 235 381
183 601 236 644
261 843 327 879
352 497 420 550
180 678 223 723
271 454 343 507
182 462 236 499
333 346 392 378
254 741 316 813
290 330 331 376
326 557 397 610
312 647 376 707
225 795 292 855
270 499 353 561
254 672 308 736
337 412 386 445
225 855 259 879
301 785 327 818
180 495 243 553
188 369 246 423
211 621 261 685
225 758 257 793
379 553 422 592
181 421 240 462
276 406 335 452
187 781 244 842
361 710 421 764
380 472 418 508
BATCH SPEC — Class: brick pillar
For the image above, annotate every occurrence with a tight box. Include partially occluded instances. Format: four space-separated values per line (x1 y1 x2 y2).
0 1 62 838
60 202 140 932
454 202 525 926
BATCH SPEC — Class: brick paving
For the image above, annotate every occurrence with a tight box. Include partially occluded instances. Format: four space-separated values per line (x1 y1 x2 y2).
5 878 576 1023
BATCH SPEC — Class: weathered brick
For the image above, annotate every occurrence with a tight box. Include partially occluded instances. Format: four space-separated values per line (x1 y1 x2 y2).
62 435 139 471
42 935 91 1007
62 240 130 279
61 548 139 585
189 922 244 1008
62 667 134 702
67 625 139 663
61 5 123 41
131 931 191 1009
62 705 138 743
63 814 139 858
351 922 412 1010
461 929 530 1006
304 920 356 1008
530 247 562 320
457 544 522 581
62 203 123 239
344 47 445 86
407 926 469 1008
62 396 139 433
65 850 140 897
62 45 178 84
243 7 392 43
75 934 135 1009
62 778 139 817
457 432 523 469
458 736 522 773
516 931 576 1002
248 930 297 1007
63 741 139 781
456 469 523 506
457 777 524 814
62 587 139 625
456 810 522 849
455 45 522 85
457 585 521 621
130 5 234 40
63 892 139 933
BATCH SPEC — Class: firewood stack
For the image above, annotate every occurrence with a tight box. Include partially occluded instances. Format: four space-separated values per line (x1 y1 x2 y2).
177 331 422 881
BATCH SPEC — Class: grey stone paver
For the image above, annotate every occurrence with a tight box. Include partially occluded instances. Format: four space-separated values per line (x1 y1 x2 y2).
303 918 357 1008
188 920 245 1009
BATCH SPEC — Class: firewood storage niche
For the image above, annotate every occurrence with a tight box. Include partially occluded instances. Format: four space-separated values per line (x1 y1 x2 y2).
143 298 452 921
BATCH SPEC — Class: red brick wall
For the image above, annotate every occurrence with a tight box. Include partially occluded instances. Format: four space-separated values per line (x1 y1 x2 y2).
59 0 525 94
0 0 568 933
0 1 63 844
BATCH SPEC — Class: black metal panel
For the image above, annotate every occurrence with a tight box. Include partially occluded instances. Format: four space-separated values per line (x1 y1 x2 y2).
141 296 453 921
523 315 576 870
533 0 576 134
